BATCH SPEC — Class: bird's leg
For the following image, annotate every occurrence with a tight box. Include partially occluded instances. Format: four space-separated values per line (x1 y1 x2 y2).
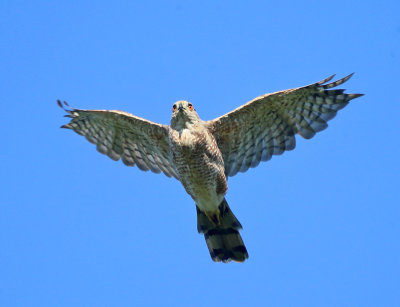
205 210 222 227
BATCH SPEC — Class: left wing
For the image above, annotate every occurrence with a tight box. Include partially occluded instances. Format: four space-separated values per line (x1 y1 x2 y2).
58 101 179 179
205 74 363 177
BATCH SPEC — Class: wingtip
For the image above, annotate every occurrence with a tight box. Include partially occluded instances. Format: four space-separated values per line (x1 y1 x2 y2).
350 93 364 99
327 74 336 81
317 74 336 85
57 100 72 111
341 72 355 83
318 72 357 86
321 72 359 89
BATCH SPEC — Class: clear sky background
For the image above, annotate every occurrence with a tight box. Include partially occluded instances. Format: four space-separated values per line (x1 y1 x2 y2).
1 1 399 306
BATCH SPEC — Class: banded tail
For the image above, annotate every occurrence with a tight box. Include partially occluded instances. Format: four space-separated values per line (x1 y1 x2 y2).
197 198 248 263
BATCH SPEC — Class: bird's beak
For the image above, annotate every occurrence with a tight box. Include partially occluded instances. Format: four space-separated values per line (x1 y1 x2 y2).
178 104 184 112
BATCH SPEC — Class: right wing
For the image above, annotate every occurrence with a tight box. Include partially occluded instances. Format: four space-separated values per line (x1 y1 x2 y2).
58 100 178 179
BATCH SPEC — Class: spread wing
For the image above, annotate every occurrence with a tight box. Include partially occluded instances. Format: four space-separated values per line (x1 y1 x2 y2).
58 101 178 179
205 74 363 177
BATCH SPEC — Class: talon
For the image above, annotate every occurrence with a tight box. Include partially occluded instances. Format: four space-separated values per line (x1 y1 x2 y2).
206 211 221 227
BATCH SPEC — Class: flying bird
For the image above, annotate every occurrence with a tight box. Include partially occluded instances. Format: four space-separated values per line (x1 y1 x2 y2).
58 73 363 263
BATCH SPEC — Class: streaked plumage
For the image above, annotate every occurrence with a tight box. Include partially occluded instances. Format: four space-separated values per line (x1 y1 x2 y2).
58 73 363 263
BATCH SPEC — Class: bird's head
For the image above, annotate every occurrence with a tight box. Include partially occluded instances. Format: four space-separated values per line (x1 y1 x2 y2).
170 100 200 130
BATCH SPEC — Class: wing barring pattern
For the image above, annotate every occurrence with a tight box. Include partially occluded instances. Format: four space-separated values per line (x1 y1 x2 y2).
205 74 363 177
58 100 179 179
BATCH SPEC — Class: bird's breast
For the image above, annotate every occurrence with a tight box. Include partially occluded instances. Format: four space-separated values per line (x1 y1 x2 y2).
168 127 227 208
179 128 198 148
169 127 206 151
169 127 223 170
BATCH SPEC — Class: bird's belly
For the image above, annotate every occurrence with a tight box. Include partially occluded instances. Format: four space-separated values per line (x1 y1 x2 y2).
175 152 225 212
184 167 224 211
169 127 227 212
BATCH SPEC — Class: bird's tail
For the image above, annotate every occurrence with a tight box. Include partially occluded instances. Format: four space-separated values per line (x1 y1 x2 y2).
197 198 248 263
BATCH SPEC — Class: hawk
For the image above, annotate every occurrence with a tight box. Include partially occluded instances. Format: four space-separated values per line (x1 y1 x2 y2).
58 73 363 263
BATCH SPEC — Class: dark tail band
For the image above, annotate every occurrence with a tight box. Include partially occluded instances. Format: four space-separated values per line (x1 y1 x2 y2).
197 199 248 263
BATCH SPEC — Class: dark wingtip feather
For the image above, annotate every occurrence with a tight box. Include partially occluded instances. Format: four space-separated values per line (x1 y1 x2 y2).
317 74 336 85
58 100 75 128
322 73 358 89
341 72 355 83
57 100 74 112
350 93 364 99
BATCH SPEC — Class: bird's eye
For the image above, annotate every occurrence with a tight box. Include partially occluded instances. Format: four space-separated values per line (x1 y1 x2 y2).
172 104 177 112
188 103 193 111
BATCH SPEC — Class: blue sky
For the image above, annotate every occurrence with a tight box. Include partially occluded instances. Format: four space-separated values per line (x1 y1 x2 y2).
1 1 399 306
